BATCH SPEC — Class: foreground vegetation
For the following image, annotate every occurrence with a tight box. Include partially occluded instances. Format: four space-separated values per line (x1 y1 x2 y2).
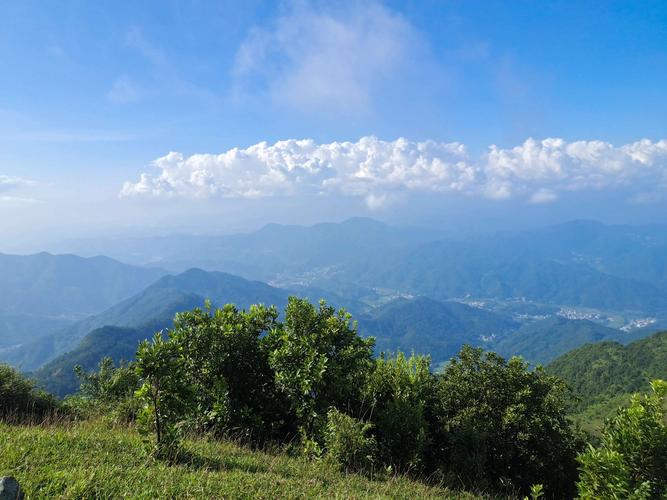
0 420 477 499
2 297 666 498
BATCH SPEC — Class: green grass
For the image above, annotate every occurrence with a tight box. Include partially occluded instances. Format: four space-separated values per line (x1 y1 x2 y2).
0 421 480 499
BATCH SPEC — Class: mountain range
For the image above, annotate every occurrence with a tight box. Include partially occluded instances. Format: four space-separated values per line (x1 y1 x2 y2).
52 218 667 313
2 218 666 397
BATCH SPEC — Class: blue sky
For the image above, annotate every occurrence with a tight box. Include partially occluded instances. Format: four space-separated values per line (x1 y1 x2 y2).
1 1 666 249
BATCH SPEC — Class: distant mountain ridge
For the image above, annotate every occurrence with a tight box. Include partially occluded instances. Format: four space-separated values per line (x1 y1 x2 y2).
0 252 166 316
50 218 667 314
5 219 667 398
0 252 167 351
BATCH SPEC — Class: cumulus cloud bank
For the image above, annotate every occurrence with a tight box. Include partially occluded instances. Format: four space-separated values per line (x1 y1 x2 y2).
121 137 667 209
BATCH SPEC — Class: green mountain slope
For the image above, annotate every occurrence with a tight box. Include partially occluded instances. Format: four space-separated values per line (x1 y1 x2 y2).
34 326 154 397
0 252 166 316
2 288 204 371
493 316 622 365
546 331 667 413
6 269 292 371
359 297 517 365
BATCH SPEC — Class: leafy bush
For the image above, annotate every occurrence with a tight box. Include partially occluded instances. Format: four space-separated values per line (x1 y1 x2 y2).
169 302 290 442
135 332 194 460
363 352 433 472
324 408 377 474
0 363 58 422
429 346 582 497
71 357 141 422
265 297 375 443
576 379 667 499
75 357 139 403
131 298 376 458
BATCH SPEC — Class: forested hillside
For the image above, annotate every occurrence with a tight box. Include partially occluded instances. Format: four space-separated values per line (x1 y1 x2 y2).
492 316 621 365
546 331 667 434
548 331 667 409
358 296 517 364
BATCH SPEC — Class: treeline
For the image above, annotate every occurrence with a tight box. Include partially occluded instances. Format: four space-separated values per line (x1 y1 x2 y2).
2 298 666 498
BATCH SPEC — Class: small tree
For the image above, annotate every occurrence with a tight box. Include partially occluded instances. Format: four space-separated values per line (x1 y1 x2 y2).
324 408 377 474
363 352 433 472
430 346 582 497
168 302 290 442
577 379 667 499
135 332 192 459
73 357 141 421
265 297 375 445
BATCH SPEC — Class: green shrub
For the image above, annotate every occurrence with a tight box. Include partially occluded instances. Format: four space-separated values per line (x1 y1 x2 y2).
75 357 139 404
0 363 59 422
324 408 377 474
72 357 141 422
576 379 667 499
135 332 194 460
363 352 433 472
429 346 582 497
265 297 375 444
169 302 290 443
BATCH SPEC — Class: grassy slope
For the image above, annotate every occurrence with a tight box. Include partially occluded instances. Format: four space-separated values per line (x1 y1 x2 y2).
0 421 477 499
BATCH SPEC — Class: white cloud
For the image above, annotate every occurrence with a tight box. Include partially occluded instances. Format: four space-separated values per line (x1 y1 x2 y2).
529 188 558 204
121 137 667 209
0 196 42 205
121 137 475 205
233 2 422 113
0 175 31 193
0 176 41 205
485 138 667 195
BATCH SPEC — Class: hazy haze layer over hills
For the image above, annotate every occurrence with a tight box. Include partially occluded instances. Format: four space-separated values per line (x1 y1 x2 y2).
0 252 166 316
52 218 667 314
0 252 166 350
